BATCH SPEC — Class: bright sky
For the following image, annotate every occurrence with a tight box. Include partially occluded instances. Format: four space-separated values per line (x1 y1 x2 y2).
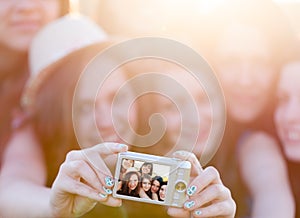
274 0 300 2
196 0 300 15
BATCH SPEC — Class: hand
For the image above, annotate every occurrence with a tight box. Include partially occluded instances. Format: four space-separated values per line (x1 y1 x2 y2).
49 143 128 217
167 151 236 218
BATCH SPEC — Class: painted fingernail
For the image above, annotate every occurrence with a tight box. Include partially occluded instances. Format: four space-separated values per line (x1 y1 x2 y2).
194 210 202 216
99 193 107 198
174 150 189 156
118 144 127 148
187 185 197 196
103 186 112 195
105 176 114 187
184 200 195 209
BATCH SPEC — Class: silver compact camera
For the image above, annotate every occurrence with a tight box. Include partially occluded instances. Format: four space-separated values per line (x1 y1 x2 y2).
113 151 191 207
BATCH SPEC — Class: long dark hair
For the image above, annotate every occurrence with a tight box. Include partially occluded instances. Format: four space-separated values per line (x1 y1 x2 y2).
151 175 163 194
158 181 168 201
118 171 141 197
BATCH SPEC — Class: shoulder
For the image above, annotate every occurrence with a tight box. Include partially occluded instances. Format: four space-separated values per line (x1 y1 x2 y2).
238 131 281 157
238 131 288 191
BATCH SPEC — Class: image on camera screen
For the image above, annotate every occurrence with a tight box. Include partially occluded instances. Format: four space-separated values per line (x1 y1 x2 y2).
113 152 191 207
116 158 170 202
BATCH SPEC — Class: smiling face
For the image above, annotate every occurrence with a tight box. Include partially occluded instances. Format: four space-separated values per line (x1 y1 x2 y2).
141 177 151 192
151 180 161 193
275 61 300 162
128 173 139 191
122 159 134 170
141 163 152 175
127 59 221 159
159 184 167 200
0 0 60 51
148 71 213 157
214 23 275 123
76 69 138 148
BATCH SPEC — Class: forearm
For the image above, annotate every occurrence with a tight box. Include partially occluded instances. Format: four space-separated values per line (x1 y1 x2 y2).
0 125 53 217
252 191 295 218
239 132 295 218
152 192 158 200
0 180 53 218
139 189 150 199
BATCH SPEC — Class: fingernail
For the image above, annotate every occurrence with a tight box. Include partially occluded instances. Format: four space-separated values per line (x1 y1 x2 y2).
105 176 114 187
184 200 195 209
103 186 112 195
118 144 127 148
99 193 107 198
174 150 188 156
194 210 202 216
187 185 197 196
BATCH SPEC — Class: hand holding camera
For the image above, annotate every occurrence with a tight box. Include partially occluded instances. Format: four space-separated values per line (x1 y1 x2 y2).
50 144 235 218
113 150 235 217
168 151 236 218
49 143 128 217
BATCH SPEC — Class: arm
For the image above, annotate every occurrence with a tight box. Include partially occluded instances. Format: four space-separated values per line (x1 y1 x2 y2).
152 192 159 201
239 131 295 218
0 124 53 217
0 124 127 217
139 188 151 199
50 143 126 217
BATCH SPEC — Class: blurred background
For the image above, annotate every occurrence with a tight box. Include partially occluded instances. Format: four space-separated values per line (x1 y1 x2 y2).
70 0 300 39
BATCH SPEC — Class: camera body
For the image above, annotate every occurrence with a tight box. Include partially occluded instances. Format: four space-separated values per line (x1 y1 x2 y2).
113 151 191 207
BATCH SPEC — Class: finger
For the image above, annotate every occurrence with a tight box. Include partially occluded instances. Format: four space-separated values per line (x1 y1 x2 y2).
65 144 127 188
53 176 109 203
81 150 116 188
100 195 122 207
87 143 128 156
184 184 232 211
61 160 104 193
72 197 98 217
191 199 236 218
186 166 222 197
58 161 114 199
65 149 111 180
173 150 202 176
167 207 190 218
103 153 121 174
83 143 128 183
65 143 128 161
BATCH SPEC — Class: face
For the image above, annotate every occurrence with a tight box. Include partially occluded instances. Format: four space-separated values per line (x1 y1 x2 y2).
0 0 60 51
129 60 216 158
159 184 167 200
275 62 300 162
76 69 138 148
150 71 213 157
141 164 151 174
151 180 160 193
141 178 151 192
214 23 275 123
175 73 213 157
128 174 139 190
122 159 134 170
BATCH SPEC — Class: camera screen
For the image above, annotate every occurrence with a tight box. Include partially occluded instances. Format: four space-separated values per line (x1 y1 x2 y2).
116 158 170 202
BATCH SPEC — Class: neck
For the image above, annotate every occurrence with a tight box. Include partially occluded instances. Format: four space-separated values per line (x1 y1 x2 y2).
0 45 27 80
